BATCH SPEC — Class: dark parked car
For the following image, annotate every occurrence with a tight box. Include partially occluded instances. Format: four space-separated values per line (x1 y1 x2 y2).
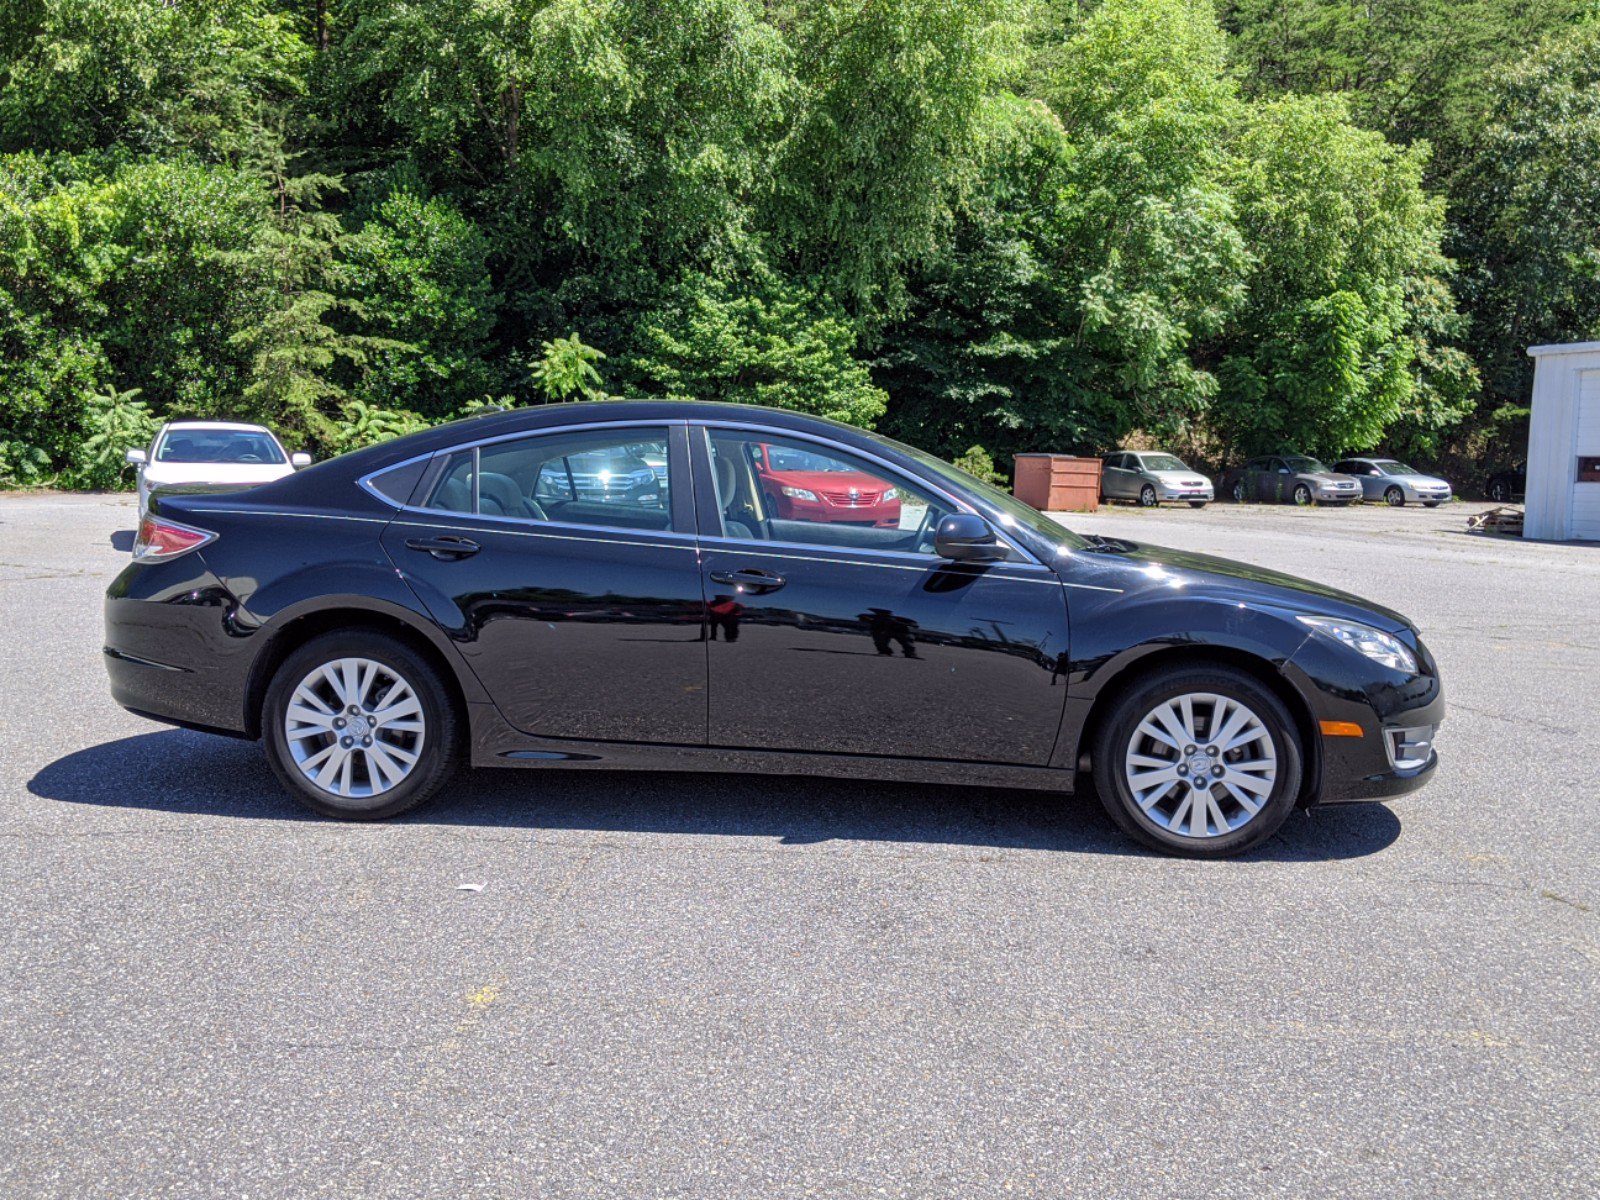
1223 455 1362 506
1485 468 1525 504
105 401 1443 858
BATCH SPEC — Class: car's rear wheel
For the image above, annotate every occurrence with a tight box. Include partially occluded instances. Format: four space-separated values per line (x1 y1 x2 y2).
263 631 460 820
1092 666 1303 858
1292 483 1313 506
1488 479 1509 503
1138 484 1158 507
1384 486 1405 507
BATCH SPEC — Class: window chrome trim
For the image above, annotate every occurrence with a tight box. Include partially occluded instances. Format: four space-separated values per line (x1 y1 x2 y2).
696 420 1046 569
390 517 699 554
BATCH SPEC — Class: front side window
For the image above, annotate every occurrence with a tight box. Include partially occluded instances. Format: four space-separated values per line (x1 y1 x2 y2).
156 429 286 465
707 430 955 556
420 428 673 531
1284 455 1330 473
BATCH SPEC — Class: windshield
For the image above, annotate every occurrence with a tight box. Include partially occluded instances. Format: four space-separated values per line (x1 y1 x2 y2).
765 445 853 473
887 438 1090 552
1377 461 1420 476
157 429 285 465
1283 455 1330 473
1139 454 1189 472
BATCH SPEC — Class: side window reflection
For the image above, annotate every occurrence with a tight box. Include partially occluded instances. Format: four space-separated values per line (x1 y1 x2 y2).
421 429 672 531
707 431 952 555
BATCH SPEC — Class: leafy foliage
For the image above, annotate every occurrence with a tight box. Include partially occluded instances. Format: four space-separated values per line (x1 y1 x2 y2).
0 0 1581 487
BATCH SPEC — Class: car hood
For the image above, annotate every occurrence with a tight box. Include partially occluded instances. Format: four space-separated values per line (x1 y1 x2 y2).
1148 469 1212 485
1388 473 1450 487
143 463 293 487
1305 471 1359 485
1074 536 1413 633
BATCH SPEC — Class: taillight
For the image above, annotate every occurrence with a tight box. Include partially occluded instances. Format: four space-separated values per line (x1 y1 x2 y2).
132 514 216 562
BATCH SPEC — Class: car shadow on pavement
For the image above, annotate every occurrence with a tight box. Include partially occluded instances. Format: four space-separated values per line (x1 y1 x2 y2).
30 729 1402 862
109 530 135 552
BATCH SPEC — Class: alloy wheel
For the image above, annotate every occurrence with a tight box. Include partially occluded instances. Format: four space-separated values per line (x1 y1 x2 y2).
1139 484 1157 507
1385 486 1405 507
1293 483 1312 506
283 657 426 798
1232 480 1246 503
1122 692 1278 840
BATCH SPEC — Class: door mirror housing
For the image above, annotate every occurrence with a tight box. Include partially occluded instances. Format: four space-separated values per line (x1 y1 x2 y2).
934 513 1007 563
125 448 147 466
291 452 312 468
1278 467 1290 474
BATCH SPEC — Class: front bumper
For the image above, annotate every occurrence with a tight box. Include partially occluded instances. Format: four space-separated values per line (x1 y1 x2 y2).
1158 487 1214 502
1283 628 1445 805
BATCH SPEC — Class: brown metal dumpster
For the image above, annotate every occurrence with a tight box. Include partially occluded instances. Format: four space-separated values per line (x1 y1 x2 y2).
1013 454 1102 512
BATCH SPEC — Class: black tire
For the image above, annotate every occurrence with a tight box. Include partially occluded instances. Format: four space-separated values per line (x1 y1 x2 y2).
1138 484 1158 508
1384 486 1405 507
263 630 461 820
1488 479 1509 503
1091 665 1303 858
1292 483 1313 506
1188 500 1207 509
1423 501 1441 508
1231 479 1247 503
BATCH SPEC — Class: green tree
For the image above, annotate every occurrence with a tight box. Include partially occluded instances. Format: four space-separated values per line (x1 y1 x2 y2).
1450 23 1600 427
1209 94 1463 457
72 382 157 488
628 266 887 426
530 332 606 402
340 187 500 419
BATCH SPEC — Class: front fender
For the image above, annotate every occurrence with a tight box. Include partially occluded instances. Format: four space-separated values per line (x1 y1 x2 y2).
1049 593 1311 770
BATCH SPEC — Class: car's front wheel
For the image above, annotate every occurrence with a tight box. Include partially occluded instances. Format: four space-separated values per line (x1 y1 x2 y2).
1292 483 1313 506
1188 500 1207 509
263 631 461 820
1384 486 1405 507
1091 666 1303 858
1138 484 1158 508
1231 480 1246 503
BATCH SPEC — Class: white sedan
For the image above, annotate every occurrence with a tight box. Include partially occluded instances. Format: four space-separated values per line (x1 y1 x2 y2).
128 421 311 517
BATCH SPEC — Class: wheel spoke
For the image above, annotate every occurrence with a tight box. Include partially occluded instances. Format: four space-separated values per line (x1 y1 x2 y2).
1122 690 1281 840
285 656 427 800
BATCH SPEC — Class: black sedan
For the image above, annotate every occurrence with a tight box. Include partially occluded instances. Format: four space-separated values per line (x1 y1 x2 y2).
105 401 1443 857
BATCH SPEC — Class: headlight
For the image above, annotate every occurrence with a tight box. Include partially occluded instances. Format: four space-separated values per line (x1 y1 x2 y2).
1297 616 1417 673
881 487 898 502
781 485 817 501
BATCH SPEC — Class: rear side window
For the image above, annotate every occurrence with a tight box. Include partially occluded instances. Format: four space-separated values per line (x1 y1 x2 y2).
419 429 673 531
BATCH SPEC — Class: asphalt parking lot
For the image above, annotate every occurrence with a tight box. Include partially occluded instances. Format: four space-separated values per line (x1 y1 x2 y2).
1 492 1596 1198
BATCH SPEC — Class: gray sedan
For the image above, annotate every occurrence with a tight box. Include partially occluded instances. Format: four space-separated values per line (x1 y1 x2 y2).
1333 458 1453 507
1100 451 1214 507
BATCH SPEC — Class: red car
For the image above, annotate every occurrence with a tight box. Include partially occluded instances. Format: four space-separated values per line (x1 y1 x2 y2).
753 442 903 527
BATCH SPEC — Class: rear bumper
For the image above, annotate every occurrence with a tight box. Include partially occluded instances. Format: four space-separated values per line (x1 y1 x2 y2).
104 555 252 735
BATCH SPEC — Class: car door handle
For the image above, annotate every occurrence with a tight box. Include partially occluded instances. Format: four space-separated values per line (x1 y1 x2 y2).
709 568 786 594
404 535 480 560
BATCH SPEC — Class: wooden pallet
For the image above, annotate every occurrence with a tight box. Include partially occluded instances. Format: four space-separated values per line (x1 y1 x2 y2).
1468 505 1524 535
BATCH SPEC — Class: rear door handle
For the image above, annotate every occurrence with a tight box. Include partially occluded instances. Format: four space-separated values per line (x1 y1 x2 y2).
709 568 786 594
405 535 480 560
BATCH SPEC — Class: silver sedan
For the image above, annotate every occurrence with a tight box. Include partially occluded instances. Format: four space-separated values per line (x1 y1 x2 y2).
1101 451 1215 508
1332 458 1453 507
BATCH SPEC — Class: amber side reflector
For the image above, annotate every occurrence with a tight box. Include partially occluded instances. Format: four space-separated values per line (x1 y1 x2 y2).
1319 720 1365 738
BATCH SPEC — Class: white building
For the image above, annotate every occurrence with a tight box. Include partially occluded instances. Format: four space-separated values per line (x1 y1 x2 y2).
1524 341 1600 541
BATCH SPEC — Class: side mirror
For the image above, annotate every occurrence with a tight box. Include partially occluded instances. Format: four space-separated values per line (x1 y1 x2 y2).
1278 467 1290 474
291 452 312 468
125 448 147 466
934 513 1007 563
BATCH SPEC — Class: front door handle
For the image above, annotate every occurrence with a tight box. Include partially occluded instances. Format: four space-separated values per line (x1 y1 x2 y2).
709 568 786 594
405 535 480 560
